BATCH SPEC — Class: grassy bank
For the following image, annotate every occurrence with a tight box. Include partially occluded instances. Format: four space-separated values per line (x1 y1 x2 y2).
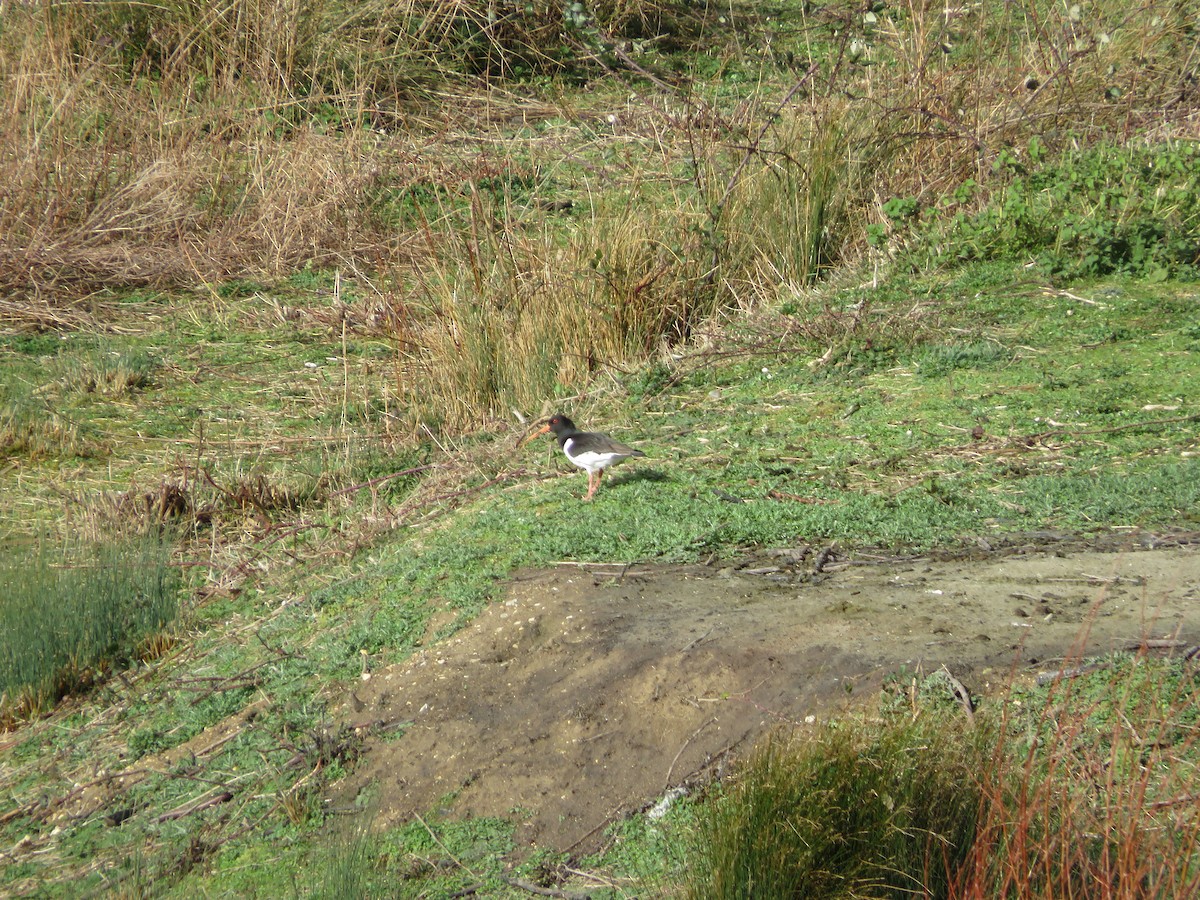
1 260 1195 895
1 0 1199 894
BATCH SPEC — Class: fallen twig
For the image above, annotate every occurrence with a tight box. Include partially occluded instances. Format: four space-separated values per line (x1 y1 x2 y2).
177 658 278 706
1035 660 1110 686
31 769 152 822
681 626 716 653
767 489 837 504
395 472 524 521
1025 413 1200 445
1124 638 1192 652
1146 791 1200 811
414 811 479 880
939 666 975 724
812 545 836 574
561 866 628 892
808 344 836 369
155 789 233 823
665 716 718 787
329 464 438 497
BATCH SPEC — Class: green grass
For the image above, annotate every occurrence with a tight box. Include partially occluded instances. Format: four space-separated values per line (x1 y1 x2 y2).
305 270 1198 643
0 535 180 717
2 262 1198 897
918 141 1200 282
2 0 1200 892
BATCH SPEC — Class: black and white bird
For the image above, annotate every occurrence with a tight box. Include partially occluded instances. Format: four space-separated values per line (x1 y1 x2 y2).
524 414 645 501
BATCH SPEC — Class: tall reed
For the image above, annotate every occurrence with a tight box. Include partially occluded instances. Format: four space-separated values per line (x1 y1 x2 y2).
954 655 1200 898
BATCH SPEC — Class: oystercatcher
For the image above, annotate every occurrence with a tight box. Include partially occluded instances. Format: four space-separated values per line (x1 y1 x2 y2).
524 414 645 501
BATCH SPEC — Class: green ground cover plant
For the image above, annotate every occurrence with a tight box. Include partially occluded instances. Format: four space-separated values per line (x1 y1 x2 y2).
911 141 1200 281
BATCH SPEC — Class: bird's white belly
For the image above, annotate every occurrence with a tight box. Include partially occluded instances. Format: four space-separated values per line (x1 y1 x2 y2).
563 443 621 474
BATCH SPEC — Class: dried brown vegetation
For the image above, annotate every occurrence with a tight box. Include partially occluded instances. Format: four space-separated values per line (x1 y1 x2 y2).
2 0 1197 425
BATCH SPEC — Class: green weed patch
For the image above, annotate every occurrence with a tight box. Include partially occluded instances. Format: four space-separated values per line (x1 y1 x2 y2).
916 141 1200 281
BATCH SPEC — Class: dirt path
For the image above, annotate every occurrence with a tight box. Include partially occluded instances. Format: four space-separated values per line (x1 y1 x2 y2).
338 535 1200 855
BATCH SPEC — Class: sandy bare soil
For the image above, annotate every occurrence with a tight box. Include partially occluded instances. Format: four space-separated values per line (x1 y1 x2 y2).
337 533 1200 856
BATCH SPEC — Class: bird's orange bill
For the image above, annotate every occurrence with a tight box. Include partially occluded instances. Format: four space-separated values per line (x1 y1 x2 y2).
520 422 552 447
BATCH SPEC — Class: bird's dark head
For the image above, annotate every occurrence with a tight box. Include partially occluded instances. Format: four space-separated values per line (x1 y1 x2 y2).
546 414 576 436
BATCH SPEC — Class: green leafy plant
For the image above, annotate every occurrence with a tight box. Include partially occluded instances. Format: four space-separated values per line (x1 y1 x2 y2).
929 141 1200 281
918 342 1010 377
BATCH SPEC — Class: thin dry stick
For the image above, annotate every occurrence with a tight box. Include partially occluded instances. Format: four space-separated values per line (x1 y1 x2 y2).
561 865 629 891
813 545 836 573
939 665 976 724
328 464 439 497
681 626 716 653
155 789 234 823
665 716 718 787
414 811 479 880
1030 413 1200 442
712 65 822 217
563 803 632 856
394 472 524 519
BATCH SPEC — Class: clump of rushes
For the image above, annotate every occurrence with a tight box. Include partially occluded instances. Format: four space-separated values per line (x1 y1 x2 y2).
397 191 716 429
0 535 180 722
684 713 985 899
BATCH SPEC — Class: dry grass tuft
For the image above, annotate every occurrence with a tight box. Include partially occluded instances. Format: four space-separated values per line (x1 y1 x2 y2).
72 464 330 548
393 189 715 430
0 4 406 317
57 350 156 397
0 127 397 309
107 479 201 530
685 646 1200 898
953 650 1200 898
0 399 98 461
857 0 1200 205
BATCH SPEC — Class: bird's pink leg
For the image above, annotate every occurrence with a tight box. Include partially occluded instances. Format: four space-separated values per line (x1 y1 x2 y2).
584 471 598 501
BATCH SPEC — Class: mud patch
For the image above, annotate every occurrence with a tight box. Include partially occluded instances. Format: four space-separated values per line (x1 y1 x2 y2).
338 539 1200 855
